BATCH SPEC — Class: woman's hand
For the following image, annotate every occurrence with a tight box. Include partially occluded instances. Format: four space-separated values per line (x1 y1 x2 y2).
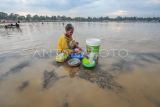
74 48 82 53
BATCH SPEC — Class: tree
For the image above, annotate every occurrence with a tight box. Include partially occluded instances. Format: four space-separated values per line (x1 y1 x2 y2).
0 12 160 22
18 15 25 20
26 14 32 21
87 17 92 22
115 16 123 21
8 13 18 20
0 12 8 19
32 15 39 21
51 16 57 21
45 16 50 21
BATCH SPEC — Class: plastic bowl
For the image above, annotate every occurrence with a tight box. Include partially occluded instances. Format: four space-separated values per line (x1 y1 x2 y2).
70 53 83 59
68 58 81 67
82 58 96 68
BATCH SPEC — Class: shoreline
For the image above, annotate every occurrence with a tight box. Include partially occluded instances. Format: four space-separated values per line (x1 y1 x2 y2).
0 20 160 25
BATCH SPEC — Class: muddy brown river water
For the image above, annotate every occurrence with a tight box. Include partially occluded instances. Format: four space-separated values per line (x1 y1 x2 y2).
0 22 160 107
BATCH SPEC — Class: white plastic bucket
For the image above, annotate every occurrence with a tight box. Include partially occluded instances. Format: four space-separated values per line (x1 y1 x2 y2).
86 38 101 54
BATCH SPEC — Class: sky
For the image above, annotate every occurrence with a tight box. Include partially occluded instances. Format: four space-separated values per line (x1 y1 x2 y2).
0 0 160 17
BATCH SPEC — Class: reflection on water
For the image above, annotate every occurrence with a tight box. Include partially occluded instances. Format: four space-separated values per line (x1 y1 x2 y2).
0 22 160 107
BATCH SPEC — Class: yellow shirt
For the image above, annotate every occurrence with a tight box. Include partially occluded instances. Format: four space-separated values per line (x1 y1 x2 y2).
57 33 73 54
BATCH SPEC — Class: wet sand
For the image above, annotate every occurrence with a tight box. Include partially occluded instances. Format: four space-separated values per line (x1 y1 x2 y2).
0 22 160 107
0 53 160 107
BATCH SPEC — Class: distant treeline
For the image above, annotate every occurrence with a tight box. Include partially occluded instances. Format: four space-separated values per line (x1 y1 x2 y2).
0 12 160 22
